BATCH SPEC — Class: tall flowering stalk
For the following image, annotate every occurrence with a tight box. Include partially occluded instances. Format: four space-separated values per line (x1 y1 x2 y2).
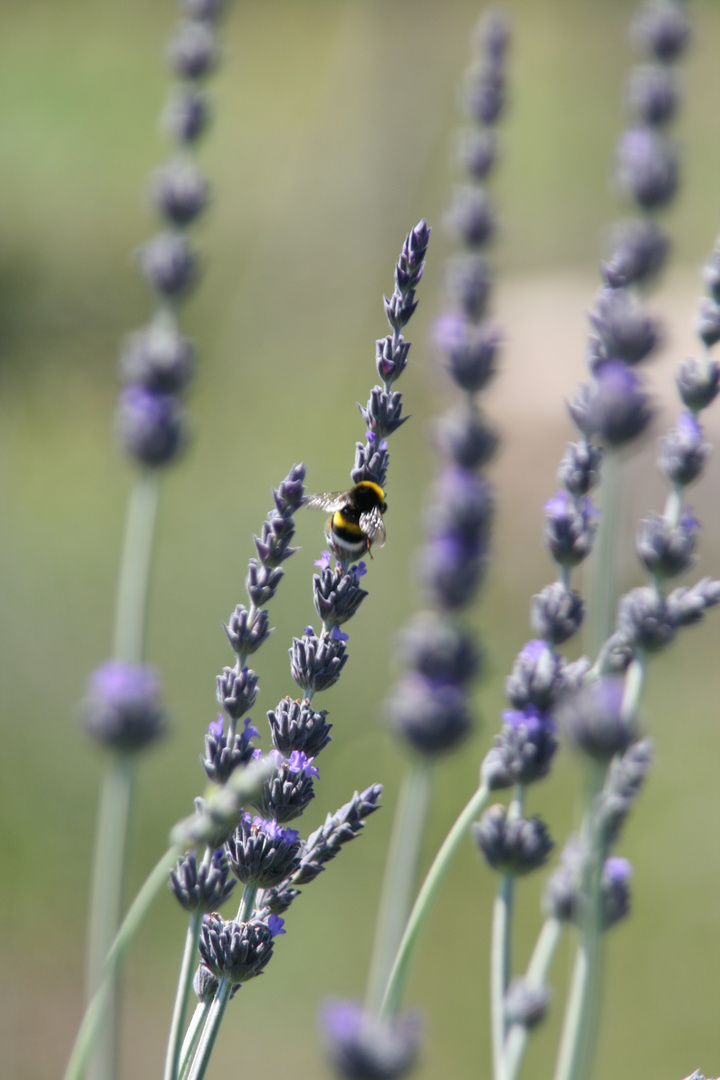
81 4 226 1080
319 16 511 1077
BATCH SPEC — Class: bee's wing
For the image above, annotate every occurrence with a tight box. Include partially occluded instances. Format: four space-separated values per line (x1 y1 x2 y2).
360 506 386 547
304 492 351 513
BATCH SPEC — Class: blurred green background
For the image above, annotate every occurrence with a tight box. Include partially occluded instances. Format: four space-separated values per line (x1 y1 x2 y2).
1 1 719 1077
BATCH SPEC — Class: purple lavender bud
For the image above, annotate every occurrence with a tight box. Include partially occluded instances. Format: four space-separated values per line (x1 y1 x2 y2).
116 386 187 468
216 666 259 721
531 582 584 645
120 323 195 394
445 186 496 248
560 678 638 760
666 577 720 626
319 999 422 1080
253 751 317 822
350 437 389 490
167 20 219 80
162 87 210 144
602 219 669 289
543 491 598 568
193 964 218 1002
482 712 558 789
660 412 709 486
289 628 348 694
474 805 554 875
225 815 302 888
254 515 297 569
150 159 209 227
694 298 720 348
259 886 301 915
429 466 493 542
397 612 481 686
464 62 506 125
169 848 235 913
616 127 679 211
602 857 633 929
589 287 661 366
274 462 306 512
557 441 603 497
202 715 260 784
598 738 654 845
676 356 720 413
137 231 198 298
631 0 691 63
617 586 676 651
199 914 275 985
457 127 498 181
359 387 408 440
702 245 720 302
267 696 332 757
223 604 271 657
543 837 587 921
384 292 418 333
295 783 383 885
83 660 165 751
571 362 653 447
504 979 550 1029
421 531 487 612
625 64 678 126
435 312 501 394
245 559 284 607
636 510 698 578
475 9 511 61
445 254 493 320
313 563 368 628
386 673 471 756
506 640 564 711
375 334 410 389
182 0 225 19
434 403 498 469
395 219 431 295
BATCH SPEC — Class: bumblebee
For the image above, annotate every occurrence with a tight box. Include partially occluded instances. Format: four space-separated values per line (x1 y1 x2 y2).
305 481 387 561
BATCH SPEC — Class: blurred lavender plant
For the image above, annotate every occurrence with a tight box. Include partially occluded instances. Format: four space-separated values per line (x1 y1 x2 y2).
80 5 227 1080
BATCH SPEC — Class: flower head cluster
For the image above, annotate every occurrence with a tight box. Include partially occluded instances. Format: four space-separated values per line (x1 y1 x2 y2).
116 0 226 468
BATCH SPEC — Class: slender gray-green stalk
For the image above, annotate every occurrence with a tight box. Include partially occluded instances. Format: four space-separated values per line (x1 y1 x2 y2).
379 783 490 1020
490 787 525 1080
503 917 564 1080
365 757 433 1015
65 845 179 1080
164 909 204 1080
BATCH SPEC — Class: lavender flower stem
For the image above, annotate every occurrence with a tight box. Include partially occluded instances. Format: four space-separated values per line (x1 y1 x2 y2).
163 909 204 1080
365 757 433 1015
178 1004 209 1080
84 470 160 1080
503 917 564 1080
237 882 259 924
379 783 490 1020
589 451 623 658
113 468 161 663
186 978 232 1080
490 787 524 1080
84 752 135 1080
64 845 180 1080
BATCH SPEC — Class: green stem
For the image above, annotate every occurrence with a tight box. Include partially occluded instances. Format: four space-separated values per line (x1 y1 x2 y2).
490 788 524 1080
379 784 490 1021
84 753 135 1080
491 873 515 1080
365 757 433 1015
186 978 232 1080
237 882 259 924
164 910 203 1080
178 1003 210 1080
589 450 622 659
65 846 180 1080
113 468 161 664
503 917 564 1080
